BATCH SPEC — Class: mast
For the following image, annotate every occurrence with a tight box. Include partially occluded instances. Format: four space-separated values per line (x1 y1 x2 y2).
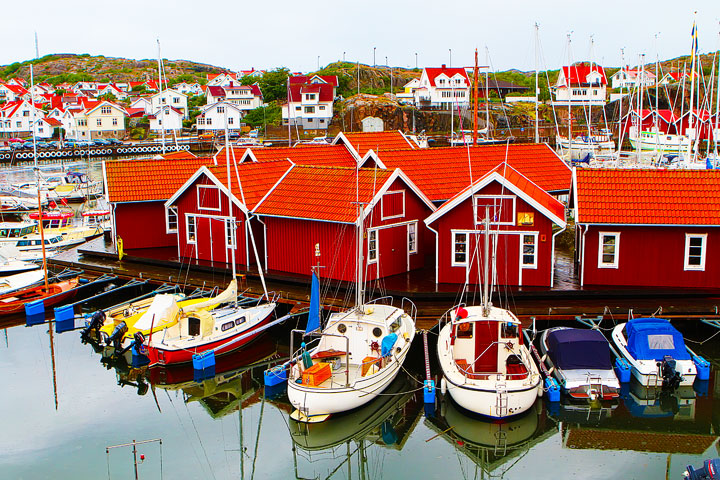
534 23 540 143
482 206 490 317
30 65 48 291
485 47 490 141
566 34 572 154
689 16 697 158
157 39 166 155
225 110 237 307
715 30 720 159
617 48 625 153
637 53 645 160
473 49 479 145
355 165 364 307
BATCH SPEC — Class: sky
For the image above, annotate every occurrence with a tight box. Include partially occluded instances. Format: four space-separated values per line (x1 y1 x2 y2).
2 0 719 73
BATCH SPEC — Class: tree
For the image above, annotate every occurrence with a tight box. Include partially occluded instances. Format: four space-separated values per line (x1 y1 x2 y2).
257 68 290 103
241 103 281 128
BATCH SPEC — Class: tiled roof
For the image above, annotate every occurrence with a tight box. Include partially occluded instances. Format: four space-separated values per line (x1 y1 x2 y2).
339 131 415 157
254 166 393 223
252 144 356 166
105 157 212 203
574 169 720 225
424 67 470 87
207 86 226 98
161 150 198 160
287 82 334 102
560 64 607 86
377 144 571 202
207 159 293 209
289 75 339 87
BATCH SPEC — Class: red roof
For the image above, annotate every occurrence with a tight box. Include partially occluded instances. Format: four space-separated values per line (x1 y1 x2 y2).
42 117 62 127
338 131 415 157
574 169 720 225
161 150 198 160
289 75 339 87
376 144 571 202
207 86 226 98
254 166 393 223
125 108 146 118
207 159 293 209
424 66 470 87
560 64 607 86
105 157 212 203
287 83 334 102
252 144 357 166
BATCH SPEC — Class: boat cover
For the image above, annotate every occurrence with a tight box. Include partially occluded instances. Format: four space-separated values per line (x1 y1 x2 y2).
547 328 612 370
133 294 180 331
626 318 691 362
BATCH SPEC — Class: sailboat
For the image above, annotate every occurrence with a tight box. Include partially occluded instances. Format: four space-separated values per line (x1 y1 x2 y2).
286 192 417 422
436 207 541 418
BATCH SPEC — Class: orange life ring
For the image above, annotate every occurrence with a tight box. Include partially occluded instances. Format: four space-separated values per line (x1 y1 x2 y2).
458 322 470 332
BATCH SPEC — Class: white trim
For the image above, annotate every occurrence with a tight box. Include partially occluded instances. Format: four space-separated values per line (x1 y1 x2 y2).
597 231 620 269
361 168 436 224
186 214 197 244
408 222 418 255
684 233 707 271
226 218 237 249
197 184 222 211
358 149 387 169
451 230 469 267
165 206 178 233
367 228 378 264
164 166 248 214
380 190 405 220
473 194 516 226
520 232 538 269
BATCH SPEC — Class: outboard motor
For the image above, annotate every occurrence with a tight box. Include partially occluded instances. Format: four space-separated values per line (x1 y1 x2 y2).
659 355 682 391
685 458 720 480
81 310 106 341
107 321 128 350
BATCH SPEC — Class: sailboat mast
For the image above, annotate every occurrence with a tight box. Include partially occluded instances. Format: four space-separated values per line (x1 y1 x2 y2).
618 48 625 153
566 34 572 152
689 18 697 152
637 54 644 160
157 39 166 155
225 113 237 306
534 23 540 143
473 49 479 145
355 166 364 307
715 32 720 158
482 206 490 317
485 47 490 140
30 65 49 290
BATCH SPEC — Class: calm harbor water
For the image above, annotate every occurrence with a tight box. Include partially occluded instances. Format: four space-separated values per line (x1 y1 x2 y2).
1 309 719 480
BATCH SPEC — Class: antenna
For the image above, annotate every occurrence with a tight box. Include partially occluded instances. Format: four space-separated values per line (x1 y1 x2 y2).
34 32 39 59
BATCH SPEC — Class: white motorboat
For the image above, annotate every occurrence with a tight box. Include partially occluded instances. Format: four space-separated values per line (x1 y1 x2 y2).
628 126 693 154
0 245 40 275
0 269 45 296
537 327 619 400
556 134 615 152
611 317 697 389
287 272 416 423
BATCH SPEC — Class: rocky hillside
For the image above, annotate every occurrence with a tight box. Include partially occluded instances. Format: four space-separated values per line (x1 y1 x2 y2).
0 54 226 85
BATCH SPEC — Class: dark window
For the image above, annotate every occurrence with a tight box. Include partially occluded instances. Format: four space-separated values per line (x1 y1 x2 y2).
221 321 234 332
235 316 246 326
188 317 201 336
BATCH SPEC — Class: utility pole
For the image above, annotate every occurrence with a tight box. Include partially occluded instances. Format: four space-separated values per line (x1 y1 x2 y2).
373 47 376 67
415 52 418 70
449 48 452 67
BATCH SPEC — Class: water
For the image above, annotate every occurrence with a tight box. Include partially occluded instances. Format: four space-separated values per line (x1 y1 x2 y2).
1 309 719 480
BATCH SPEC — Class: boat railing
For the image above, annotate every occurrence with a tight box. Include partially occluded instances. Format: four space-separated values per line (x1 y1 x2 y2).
364 296 395 307
289 329 350 388
260 290 280 304
439 303 466 330
400 297 417 321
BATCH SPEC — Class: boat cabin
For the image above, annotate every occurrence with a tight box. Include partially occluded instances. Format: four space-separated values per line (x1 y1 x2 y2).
451 307 528 380
622 318 691 362
29 210 74 229
0 222 36 239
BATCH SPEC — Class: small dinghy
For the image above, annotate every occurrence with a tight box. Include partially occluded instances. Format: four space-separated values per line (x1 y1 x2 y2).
611 317 698 389
538 327 620 400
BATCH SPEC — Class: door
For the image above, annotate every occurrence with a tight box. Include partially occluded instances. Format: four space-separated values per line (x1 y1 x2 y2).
195 216 229 264
377 225 408 279
466 232 521 287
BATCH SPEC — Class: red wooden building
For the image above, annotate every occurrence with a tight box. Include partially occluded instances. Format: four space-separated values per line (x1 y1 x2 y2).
572 168 720 288
252 165 435 283
424 164 566 287
164 159 293 267
104 155 211 250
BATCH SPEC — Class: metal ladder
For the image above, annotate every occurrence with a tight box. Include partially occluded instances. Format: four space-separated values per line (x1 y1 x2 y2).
587 374 603 400
494 429 508 456
496 382 508 417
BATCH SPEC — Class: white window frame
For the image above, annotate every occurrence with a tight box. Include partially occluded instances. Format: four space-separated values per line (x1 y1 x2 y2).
451 231 468 267
408 222 417 254
684 233 707 271
186 215 196 244
367 229 378 264
521 233 538 269
166 206 178 233
380 190 405 220
226 218 236 248
196 184 222 212
473 195 516 226
597 231 620 268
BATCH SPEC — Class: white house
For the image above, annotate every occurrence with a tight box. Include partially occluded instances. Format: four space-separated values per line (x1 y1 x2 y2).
553 63 607 106
150 88 188 117
47 107 75 135
0 83 30 103
149 106 184 133
658 71 689 85
66 99 127 140
196 102 245 132
610 67 656 89
0 100 49 138
413 65 470 109
129 97 153 115
282 75 338 130
206 72 239 87
172 82 203 96
98 83 129 100
396 78 420 104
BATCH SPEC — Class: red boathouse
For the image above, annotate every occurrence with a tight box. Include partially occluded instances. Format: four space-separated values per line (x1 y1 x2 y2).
572 168 720 288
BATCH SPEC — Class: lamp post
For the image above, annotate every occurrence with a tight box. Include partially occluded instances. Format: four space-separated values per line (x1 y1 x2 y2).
449 48 452 68
373 47 376 67
343 51 346 62
415 52 418 70
317 56 320 70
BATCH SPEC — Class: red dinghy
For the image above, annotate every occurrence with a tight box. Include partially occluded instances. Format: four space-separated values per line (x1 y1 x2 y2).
0 277 79 315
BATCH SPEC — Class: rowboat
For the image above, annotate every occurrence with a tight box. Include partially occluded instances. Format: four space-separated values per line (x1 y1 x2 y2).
0 277 79 315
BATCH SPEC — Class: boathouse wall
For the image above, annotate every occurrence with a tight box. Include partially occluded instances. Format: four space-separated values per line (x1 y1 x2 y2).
431 182 557 287
579 225 720 288
114 201 176 250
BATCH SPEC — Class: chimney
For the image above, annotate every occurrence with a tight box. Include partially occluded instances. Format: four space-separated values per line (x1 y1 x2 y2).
441 64 446 68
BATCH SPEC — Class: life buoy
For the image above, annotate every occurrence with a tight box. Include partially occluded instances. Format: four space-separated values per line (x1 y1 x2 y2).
456 306 468 319
459 322 470 332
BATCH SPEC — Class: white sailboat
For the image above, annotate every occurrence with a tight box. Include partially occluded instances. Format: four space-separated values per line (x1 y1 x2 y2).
436 207 541 418
286 189 417 423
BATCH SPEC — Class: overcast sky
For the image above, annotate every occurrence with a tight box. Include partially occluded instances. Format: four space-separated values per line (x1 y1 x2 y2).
2 0 718 73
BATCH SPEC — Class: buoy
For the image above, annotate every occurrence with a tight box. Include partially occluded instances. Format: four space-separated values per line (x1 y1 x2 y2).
440 377 447 395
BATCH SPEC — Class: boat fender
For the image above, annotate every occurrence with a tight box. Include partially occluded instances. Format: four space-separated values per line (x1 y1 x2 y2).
455 307 468 319
440 377 447 395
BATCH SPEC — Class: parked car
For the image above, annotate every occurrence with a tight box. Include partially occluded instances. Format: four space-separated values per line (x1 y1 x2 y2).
35 141 50 149
227 131 240 140
93 139 111 146
107 138 123 146
199 132 214 140
21 141 35 149
46 141 59 149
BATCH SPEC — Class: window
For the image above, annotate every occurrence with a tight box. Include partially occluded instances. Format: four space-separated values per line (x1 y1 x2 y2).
16 121 21 128
368 229 377 263
319 105 326 111
197 185 221 211
452 232 468 266
598 232 620 268
295 106 301 111
221 321 234 332
408 223 417 254
228 117 234 125
198 118 205 125
23 110 29 117
217 106 225 114
304 106 315 114
306 93 316 100
173 97 179 103
474 195 515 225
521 234 537 268
112 118 118 126
226 219 236 248
101 106 111 114
206 118 212 125
684 234 707 270
381 191 405 220
186 216 196 243
166 207 178 233
96 118 102 127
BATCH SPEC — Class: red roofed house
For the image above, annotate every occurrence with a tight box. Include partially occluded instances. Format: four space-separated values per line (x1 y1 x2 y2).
425 164 566 287
282 75 338 131
104 157 212 250
148 106 184 133
413 65 470 109
207 72 240 87
67 99 127 140
0 83 30 103
610 67 656 89
572 169 720 288
233 143 359 167
553 63 607 106
253 165 435 283
333 131 418 158
164 159 293 268
0 100 47 138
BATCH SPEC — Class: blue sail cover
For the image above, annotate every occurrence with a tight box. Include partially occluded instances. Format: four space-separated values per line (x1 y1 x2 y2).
626 318 691 362
547 328 612 370
305 272 320 334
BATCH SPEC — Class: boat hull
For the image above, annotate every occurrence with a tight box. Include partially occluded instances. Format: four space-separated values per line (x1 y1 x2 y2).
0 278 78 315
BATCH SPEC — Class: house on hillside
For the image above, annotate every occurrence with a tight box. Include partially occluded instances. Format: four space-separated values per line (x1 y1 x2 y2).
424 164 566 287
658 71 689 85
0 83 30 103
196 102 245 132
413 65 470 109
553 63 607 106
206 72 239 87
0 100 48 138
572 169 720 288
609 67 656 89
281 75 338 130
149 106 184 134
66 100 127 140
151 89 188 117
396 78 420 104
129 97 153 115
172 82 203 96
